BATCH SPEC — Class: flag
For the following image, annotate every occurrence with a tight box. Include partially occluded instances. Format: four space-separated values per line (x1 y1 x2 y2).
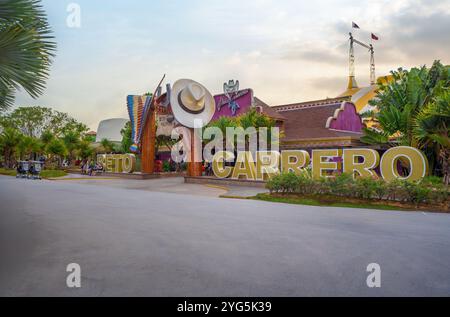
371 33 379 40
352 22 360 29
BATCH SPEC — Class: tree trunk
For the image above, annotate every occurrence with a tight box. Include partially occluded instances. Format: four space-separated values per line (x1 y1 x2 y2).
442 149 450 186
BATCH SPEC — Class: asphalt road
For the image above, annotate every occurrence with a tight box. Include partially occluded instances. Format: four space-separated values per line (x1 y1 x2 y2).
1 175 449 296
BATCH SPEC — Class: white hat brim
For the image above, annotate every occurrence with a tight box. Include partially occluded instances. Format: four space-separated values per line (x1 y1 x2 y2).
170 79 216 128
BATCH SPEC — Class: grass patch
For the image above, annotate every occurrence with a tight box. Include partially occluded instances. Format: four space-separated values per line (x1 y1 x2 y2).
0 168 67 179
253 193 442 212
0 168 17 177
40 170 67 179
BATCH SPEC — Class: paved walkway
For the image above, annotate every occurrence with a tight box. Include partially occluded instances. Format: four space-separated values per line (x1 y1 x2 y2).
50 175 269 198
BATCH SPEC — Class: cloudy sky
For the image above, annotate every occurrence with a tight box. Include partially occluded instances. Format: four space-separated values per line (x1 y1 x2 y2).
14 0 450 130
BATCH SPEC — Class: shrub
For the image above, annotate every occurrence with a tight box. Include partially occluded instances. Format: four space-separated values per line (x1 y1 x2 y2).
421 176 444 186
400 181 431 206
427 184 449 205
386 179 403 201
278 172 301 193
328 173 354 196
267 174 282 194
373 178 389 200
163 161 171 173
354 177 377 199
264 171 448 207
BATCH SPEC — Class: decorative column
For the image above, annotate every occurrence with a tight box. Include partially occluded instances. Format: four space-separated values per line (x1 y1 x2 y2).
187 128 203 177
141 110 156 174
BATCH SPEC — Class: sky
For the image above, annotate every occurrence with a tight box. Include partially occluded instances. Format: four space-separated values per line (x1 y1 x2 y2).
13 0 450 130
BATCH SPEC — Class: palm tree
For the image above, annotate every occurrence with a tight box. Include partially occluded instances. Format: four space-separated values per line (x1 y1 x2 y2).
362 61 450 177
62 130 80 163
0 127 22 168
77 140 94 160
0 0 56 112
40 129 53 146
17 135 36 160
205 116 238 151
46 138 67 167
237 108 277 151
413 91 450 184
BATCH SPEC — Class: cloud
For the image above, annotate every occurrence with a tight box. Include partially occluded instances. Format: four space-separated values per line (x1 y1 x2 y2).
282 47 346 65
11 0 450 130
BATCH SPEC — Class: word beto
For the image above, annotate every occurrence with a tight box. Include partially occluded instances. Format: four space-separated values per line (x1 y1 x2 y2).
212 146 428 182
97 154 136 173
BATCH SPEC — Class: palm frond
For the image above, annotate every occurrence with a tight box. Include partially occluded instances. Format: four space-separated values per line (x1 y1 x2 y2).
0 0 56 111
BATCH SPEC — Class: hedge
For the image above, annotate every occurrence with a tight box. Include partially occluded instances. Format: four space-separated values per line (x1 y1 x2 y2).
266 173 449 207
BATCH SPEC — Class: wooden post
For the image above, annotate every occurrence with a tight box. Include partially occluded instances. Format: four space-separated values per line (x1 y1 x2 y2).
141 110 156 174
188 127 203 177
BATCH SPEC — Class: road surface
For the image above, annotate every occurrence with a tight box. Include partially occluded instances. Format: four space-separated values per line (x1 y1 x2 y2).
1 175 449 296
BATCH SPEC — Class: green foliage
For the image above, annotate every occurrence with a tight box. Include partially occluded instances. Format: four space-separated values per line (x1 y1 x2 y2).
0 126 22 167
120 121 132 153
266 172 449 206
0 0 57 112
40 169 67 179
46 138 67 164
1 106 88 138
100 138 115 153
77 140 94 160
363 61 450 180
0 107 92 167
205 109 277 150
162 161 171 173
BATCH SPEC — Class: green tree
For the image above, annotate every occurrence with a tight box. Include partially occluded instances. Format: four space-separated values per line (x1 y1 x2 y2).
62 130 80 163
205 116 238 150
0 0 56 112
362 61 450 178
40 129 54 147
17 135 42 160
77 140 94 160
0 127 22 167
46 138 67 167
1 106 87 138
413 91 450 184
120 121 132 153
100 138 115 153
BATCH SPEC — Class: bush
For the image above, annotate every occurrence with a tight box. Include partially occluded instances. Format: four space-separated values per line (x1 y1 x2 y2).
328 173 354 196
428 184 449 204
162 161 171 173
266 174 282 194
400 181 431 206
265 172 448 207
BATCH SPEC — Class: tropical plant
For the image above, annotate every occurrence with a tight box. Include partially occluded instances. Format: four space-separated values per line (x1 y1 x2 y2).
413 91 450 184
100 138 115 153
1 106 87 138
266 172 448 207
0 127 22 167
17 135 42 160
0 0 56 112
361 61 450 179
46 138 67 167
40 129 53 147
62 130 80 162
120 121 132 153
77 140 94 160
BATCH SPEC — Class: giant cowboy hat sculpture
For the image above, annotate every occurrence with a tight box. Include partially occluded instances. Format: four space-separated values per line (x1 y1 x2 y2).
170 79 216 128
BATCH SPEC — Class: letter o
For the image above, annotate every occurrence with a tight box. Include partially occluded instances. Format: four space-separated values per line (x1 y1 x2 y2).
122 154 136 173
380 146 428 182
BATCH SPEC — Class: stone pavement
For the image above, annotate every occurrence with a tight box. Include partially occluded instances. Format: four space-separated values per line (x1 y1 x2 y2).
50 175 269 198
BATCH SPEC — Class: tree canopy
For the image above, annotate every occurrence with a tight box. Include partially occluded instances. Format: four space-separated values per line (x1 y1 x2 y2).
361 60 449 182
